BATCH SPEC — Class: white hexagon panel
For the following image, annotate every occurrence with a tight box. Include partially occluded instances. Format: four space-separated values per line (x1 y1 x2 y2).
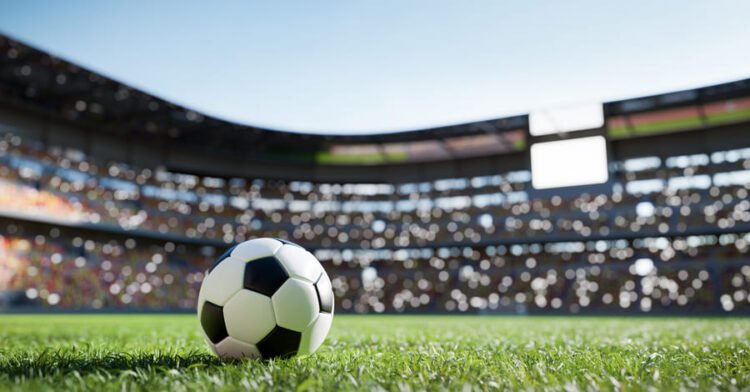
298 312 333 355
231 237 283 262
271 278 319 331
214 337 261 359
198 256 246 307
223 290 277 345
275 244 324 283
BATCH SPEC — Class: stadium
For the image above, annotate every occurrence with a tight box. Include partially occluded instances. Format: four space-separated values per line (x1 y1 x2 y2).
1 4 750 389
2 34 750 316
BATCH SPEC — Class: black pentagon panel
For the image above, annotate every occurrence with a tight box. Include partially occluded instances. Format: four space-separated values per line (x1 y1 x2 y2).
315 274 334 313
200 301 228 344
208 244 237 273
257 326 301 359
274 238 304 249
243 256 289 296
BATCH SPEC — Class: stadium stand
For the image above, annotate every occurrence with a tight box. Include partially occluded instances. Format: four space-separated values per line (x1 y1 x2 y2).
1 34 749 314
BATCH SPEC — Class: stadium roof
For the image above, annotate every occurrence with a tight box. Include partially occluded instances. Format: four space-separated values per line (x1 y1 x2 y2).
1 34 749 170
0 35 525 144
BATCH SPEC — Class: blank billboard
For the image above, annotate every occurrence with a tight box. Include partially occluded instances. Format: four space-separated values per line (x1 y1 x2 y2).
530 103 604 136
531 136 608 189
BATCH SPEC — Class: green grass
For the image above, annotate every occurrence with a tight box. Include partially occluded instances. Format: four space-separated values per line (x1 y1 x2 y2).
0 315 749 391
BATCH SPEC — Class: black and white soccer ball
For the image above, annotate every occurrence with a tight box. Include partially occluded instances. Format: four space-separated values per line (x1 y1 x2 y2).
197 238 334 359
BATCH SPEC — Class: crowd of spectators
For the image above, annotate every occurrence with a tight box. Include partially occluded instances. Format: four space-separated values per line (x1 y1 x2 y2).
0 224 205 310
2 132 750 249
0 130 749 313
1 222 748 313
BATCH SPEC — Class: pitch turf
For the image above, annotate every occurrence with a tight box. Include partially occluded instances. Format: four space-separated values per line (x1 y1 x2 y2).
0 315 748 391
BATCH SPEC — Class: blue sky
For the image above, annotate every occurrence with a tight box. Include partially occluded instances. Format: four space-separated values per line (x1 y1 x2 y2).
1 1 749 134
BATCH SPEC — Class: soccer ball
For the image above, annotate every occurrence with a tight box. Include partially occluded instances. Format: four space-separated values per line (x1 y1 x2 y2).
197 238 334 359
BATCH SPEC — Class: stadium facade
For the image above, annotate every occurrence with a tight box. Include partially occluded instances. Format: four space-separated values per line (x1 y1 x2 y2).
1 34 749 314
